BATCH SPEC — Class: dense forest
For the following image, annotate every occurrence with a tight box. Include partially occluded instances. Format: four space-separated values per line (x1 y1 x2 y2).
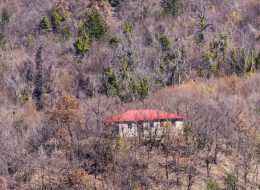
0 0 259 189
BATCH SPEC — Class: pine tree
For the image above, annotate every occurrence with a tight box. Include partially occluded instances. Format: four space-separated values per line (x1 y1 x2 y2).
241 48 248 74
51 11 63 30
74 34 90 56
255 52 260 70
231 48 239 74
161 0 184 17
247 51 255 75
41 16 52 32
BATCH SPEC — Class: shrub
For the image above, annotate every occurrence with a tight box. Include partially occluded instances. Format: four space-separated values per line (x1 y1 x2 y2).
41 16 52 32
256 53 260 70
247 51 255 75
51 10 63 29
74 34 91 56
124 21 133 35
210 64 218 76
81 9 108 41
160 61 166 82
0 31 5 45
104 67 121 96
160 35 170 51
61 27 71 40
224 172 237 190
137 77 149 99
161 0 184 17
109 36 120 46
2 8 11 25
207 180 220 190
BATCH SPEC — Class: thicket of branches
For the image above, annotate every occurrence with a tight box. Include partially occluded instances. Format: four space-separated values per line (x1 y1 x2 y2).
0 0 259 189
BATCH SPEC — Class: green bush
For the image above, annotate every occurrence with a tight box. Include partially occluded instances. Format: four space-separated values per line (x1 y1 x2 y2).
160 61 166 82
74 34 91 56
61 27 71 40
207 180 220 190
51 10 63 29
104 67 121 96
120 58 130 79
137 77 149 99
0 31 5 45
256 53 260 70
210 64 218 76
160 35 170 51
161 0 184 17
109 36 120 46
81 9 108 41
224 172 237 190
124 21 133 35
41 16 52 32
2 8 11 25
247 51 255 75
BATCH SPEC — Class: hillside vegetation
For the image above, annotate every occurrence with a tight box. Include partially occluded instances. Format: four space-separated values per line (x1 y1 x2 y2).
0 0 260 189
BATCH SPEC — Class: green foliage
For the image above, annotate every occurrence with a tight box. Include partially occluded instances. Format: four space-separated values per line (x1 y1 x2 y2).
160 61 166 83
212 32 231 53
160 35 170 51
41 16 52 32
128 77 150 100
61 27 71 40
74 34 91 56
210 64 218 76
0 31 5 45
212 32 231 61
120 58 130 79
109 36 120 46
224 172 237 190
207 180 220 190
18 94 29 105
137 77 149 99
2 8 12 25
105 67 121 96
124 22 134 35
241 48 248 73
161 0 184 17
81 9 108 41
51 10 63 29
256 53 260 70
247 51 255 75
231 48 239 73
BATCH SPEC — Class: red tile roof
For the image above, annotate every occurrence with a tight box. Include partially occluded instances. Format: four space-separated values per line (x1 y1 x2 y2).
103 109 183 123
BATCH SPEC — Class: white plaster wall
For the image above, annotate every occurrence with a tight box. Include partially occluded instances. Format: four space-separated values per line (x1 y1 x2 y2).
119 123 138 137
175 121 183 129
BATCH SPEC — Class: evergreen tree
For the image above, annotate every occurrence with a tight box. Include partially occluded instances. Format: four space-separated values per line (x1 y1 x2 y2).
51 10 63 30
161 0 184 17
74 34 90 56
241 48 248 73
2 8 11 26
41 16 52 32
231 48 239 74
81 9 108 41
247 51 255 75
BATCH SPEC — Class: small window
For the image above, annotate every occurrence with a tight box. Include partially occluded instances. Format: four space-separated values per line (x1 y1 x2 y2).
128 123 132 129
150 121 154 128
